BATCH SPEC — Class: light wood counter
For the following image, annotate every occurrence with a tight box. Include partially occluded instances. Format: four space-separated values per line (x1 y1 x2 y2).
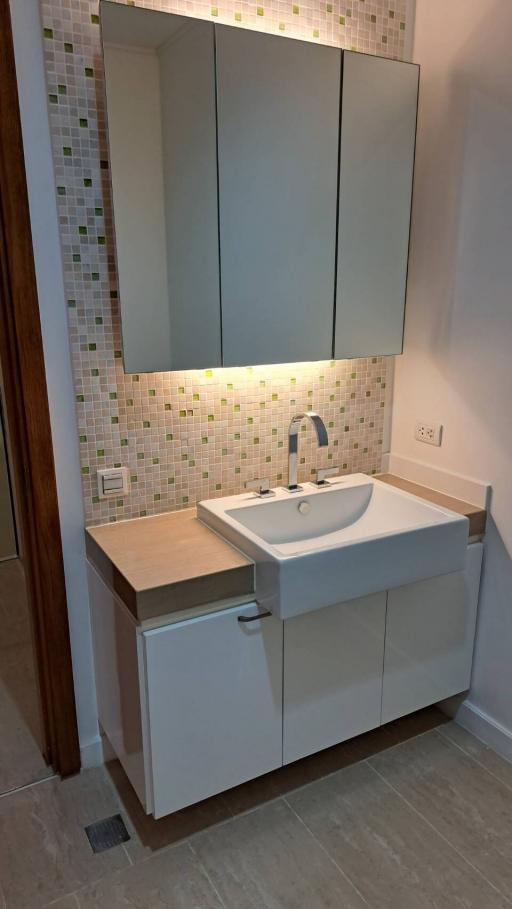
378 474 487 537
86 508 254 622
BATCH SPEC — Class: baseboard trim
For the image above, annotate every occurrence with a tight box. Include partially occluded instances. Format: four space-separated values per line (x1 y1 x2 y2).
455 700 512 762
80 734 104 769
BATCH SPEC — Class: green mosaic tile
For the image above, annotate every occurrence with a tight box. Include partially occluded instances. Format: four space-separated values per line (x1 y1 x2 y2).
63 146 72 157
49 94 58 104
234 11 242 21
64 42 73 53
43 27 53 39
85 67 94 78
257 6 264 15
57 186 66 195
211 7 218 15
91 13 100 24
79 118 88 128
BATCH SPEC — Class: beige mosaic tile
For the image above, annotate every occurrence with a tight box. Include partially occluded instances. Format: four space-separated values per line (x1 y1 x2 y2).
40 0 407 525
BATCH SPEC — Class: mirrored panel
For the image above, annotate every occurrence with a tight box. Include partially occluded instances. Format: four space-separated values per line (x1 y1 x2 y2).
101 2 221 373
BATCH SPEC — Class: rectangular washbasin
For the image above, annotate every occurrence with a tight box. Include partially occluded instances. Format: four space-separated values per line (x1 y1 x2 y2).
197 474 469 619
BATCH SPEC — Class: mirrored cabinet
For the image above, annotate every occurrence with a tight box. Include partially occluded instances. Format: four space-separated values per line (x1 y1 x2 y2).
101 1 419 374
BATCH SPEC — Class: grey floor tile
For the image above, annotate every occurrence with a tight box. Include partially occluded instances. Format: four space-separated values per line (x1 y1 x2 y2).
0 559 51 795
288 759 510 909
370 730 512 898
192 797 369 909
105 759 233 860
74 843 223 908
439 722 512 788
0 769 130 909
43 897 80 908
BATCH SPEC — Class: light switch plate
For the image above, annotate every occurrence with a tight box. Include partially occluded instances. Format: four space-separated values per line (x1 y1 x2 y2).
97 467 129 499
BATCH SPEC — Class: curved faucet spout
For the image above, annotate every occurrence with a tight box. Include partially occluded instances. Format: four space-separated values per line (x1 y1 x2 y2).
286 411 328 491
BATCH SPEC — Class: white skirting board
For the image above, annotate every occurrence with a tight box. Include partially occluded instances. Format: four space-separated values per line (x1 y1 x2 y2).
452 699 512 764
80 734 104 769
381 453 491 509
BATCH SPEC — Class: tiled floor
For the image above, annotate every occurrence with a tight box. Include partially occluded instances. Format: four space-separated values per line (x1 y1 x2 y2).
0 559 53 795
1 711 512 908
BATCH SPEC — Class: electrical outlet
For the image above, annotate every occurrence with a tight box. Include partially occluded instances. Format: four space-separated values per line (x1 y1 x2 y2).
414 421 442 446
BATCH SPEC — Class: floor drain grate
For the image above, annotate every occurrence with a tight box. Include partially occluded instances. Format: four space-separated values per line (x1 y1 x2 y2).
85 813 130 854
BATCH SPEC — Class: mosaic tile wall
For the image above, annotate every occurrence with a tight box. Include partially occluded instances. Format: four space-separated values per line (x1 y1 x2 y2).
40 0 407 526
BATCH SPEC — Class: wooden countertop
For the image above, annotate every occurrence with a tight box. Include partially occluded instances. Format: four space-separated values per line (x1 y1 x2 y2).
378 474 487 537
87 475 486 623
86 508 254 622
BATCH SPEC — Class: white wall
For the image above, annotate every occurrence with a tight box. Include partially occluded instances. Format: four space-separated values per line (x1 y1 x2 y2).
392 0 512 745
9 0 101 766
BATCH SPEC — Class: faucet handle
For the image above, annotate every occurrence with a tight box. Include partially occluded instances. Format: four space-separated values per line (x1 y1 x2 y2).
314 466 340 487
245 477 275 498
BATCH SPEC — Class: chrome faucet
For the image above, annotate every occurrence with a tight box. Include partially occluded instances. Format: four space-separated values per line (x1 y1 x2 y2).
286 411 328 492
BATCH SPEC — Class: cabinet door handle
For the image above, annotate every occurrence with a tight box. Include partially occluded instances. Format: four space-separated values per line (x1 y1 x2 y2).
238 610 272 623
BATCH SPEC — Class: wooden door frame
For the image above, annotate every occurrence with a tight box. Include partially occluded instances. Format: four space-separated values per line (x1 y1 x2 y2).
0 1 80 777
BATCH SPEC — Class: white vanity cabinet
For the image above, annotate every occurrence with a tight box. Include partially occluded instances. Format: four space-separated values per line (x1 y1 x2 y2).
283 593 386 764
141 603 283 818
88 559 283 819
88 542 482 819
381 542 483 724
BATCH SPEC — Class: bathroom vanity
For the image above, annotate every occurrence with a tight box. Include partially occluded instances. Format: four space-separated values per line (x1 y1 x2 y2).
87 475 485 819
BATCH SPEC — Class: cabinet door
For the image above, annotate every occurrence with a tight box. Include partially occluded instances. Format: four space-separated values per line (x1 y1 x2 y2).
283 593 386 764
382 544 483 724
335 52 419 358
142 603 283 818
216 26 340 367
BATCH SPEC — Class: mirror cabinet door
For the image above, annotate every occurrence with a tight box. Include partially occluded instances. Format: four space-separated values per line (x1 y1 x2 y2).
334 52 419 359
215 26 341 367
101 3 418 374
102 3 221 373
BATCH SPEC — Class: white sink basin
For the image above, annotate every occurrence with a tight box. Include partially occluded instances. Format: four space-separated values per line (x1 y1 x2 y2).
197 474 469 619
